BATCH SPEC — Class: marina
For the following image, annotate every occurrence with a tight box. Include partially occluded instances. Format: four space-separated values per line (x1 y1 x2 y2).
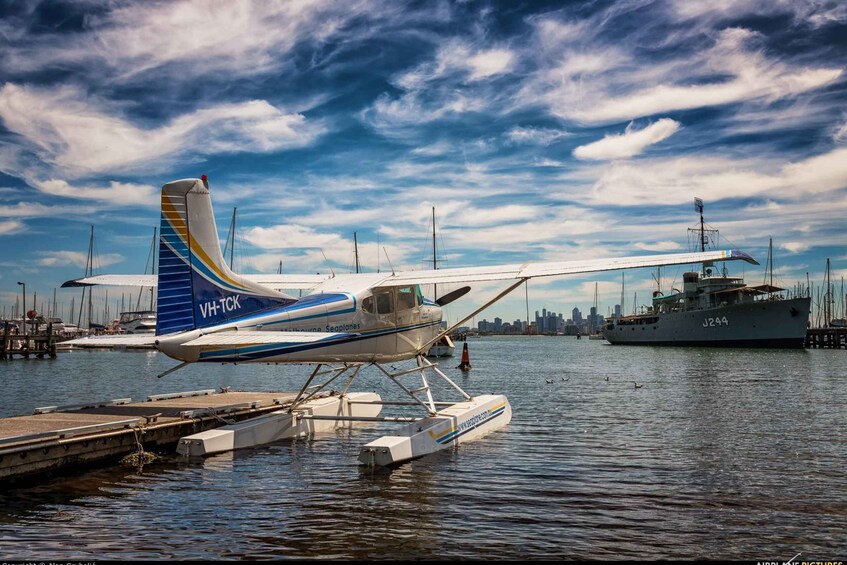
1 0 845 560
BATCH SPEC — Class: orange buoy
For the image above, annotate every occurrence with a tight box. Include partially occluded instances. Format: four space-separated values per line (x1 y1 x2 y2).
457 342 472 371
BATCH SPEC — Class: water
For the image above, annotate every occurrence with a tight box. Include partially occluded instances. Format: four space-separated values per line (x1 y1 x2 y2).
0 338 844 560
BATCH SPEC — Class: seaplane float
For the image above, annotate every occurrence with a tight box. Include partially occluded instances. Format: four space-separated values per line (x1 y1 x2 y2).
63 176 757 466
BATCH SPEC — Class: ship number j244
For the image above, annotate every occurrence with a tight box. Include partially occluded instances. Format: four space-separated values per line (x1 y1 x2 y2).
703 316 729 327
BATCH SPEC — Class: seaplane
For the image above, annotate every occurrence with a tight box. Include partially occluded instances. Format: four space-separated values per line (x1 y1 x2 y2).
63 176 758 466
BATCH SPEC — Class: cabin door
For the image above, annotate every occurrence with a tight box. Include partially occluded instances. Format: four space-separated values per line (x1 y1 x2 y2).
373 288 397 356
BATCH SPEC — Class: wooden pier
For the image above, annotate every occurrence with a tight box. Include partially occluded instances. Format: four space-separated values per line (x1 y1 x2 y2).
1 322 58 360
0 388 310 483
805 327 847 349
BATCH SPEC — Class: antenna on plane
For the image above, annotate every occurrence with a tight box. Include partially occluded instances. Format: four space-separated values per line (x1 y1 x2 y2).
383 247 395 275
319 249 336 277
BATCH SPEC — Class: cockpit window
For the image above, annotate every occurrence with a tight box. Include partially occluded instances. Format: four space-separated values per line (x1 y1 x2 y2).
376 291 394 314
362 295 375 314
397 286 416 311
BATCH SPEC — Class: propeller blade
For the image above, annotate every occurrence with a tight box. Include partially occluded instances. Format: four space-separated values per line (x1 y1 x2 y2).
435 286 471 306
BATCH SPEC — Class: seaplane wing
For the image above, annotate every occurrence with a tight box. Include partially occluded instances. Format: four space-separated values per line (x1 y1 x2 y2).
370 249 758 287
61 273 328 290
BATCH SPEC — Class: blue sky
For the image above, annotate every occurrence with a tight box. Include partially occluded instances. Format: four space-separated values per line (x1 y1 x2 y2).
1 0 846 325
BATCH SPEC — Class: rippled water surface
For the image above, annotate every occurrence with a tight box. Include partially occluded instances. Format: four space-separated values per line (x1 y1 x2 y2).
0 338 845 560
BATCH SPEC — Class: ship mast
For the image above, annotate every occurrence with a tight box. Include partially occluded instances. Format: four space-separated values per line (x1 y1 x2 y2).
690 198 718 277
763 237 774 299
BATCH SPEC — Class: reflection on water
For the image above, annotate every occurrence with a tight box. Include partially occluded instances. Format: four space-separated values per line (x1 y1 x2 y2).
0 340 845 559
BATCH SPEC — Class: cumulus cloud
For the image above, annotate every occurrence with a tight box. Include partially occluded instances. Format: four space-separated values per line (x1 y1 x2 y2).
0 84 325 177
395 41 515 89
780 242 810 253
0 202 97 218
669 0 847 28
575 147 847 206
633 241 683 251
506 126 569 145
466 49 515 81
364 40 515 136
363 91 488 135
573 119 681 160
0 220 22 235
33 179 159 206
243 224 346 250
38 251 124 269
535 26 842 124
2 0 380 80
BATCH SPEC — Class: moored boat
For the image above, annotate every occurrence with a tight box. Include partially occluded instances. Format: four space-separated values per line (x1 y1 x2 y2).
602 200 810 348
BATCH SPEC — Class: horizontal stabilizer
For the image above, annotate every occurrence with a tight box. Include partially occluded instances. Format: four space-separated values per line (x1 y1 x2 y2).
62 273 328 290
63 334 159 347
181 330 357 347
62 275 158 288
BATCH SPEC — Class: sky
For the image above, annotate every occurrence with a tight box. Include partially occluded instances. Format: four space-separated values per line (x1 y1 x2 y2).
1 0 846 325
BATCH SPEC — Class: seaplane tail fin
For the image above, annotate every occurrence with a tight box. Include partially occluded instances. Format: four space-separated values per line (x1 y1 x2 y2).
156 177 293 335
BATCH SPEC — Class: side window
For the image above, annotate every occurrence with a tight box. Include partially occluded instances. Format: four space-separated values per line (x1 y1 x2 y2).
397 286 416 311
415 285 424 306
376 291 394 314
362 295 374 314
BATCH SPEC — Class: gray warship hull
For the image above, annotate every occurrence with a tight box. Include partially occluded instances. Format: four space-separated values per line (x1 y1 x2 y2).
602 297 811 348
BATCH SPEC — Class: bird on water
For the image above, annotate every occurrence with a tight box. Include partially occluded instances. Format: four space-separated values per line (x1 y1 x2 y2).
632 381 643 389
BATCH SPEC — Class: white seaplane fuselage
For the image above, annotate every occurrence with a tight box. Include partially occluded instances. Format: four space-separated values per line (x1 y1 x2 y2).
156 273 443 364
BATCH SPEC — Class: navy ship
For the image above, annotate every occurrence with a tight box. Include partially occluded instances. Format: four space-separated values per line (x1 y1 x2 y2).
602 200 811 348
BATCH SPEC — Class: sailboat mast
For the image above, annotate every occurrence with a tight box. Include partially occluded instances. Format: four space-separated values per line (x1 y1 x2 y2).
354 232 360 274
432 206 437 300
825 258 832 327
150 226 157 310
86 225 93 329
229 207 237 270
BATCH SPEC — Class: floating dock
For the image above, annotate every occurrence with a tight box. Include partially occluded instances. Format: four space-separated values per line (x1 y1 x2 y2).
0 388 323 483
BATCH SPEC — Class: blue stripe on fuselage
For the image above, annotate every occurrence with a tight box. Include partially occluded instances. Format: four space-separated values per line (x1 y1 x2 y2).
197 319 440 361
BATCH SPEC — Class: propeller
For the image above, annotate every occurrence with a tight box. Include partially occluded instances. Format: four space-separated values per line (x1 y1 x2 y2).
435 286 471 306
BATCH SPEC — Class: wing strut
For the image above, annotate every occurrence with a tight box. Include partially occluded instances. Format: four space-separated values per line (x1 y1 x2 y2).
288 363 364 412
418 278 527 355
